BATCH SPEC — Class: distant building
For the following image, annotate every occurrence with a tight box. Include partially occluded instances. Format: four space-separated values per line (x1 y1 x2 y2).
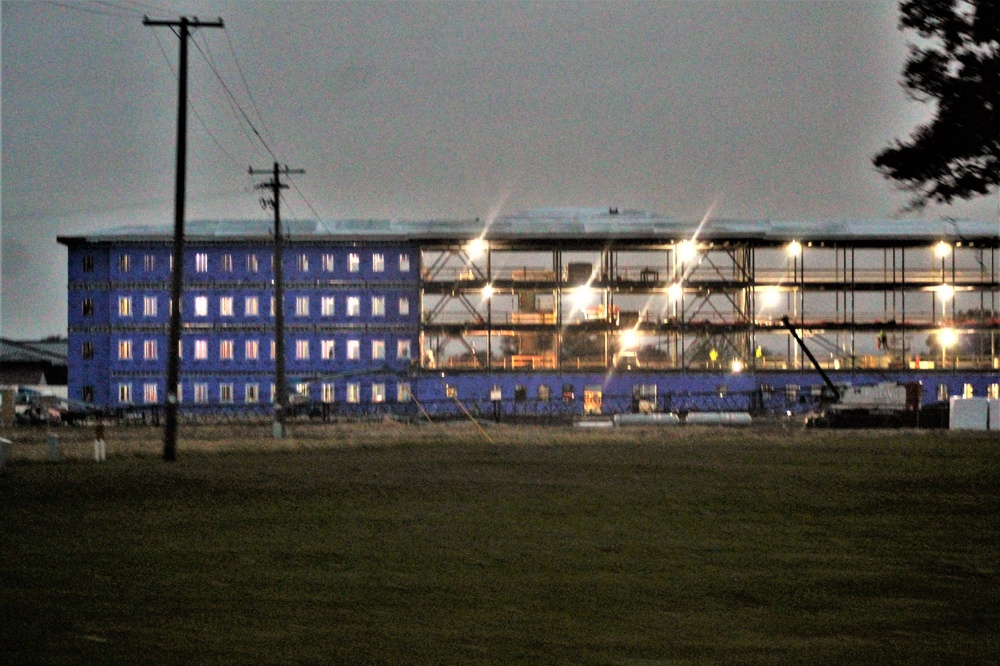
57 210 999 415
0 337 69 395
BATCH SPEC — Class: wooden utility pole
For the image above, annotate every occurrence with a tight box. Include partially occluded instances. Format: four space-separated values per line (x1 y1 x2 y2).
249 163 305 438
143 15 224 461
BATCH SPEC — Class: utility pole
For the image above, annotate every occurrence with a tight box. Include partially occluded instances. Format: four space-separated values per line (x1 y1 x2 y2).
250 162 305 438
144 15 224 461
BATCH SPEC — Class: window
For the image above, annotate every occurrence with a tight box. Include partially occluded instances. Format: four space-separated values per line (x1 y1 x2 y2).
297 254 309 272
246 253 258 272
245 296 259 317
321 296 335 317
296 339 310 360
397 339 411 360
270 340 276 359
83 299 94 317
372 340 385 360
82 341 94 360
144 383 158 404
220 296 234 317
322 254 335 272
295 383 310 399
219 383 234 404
321 340 335 360
989 383 999 400
194 296 208 317
397 382 411 402
220 339 234 360
295 296 309 317
347 297 361 317
176 383 182 403
347 382 360 403
270 383 276 403
119 254 131 272
538 384 551 401
372 296 385 317
119 296 132 317
144 254 156 272
118 339 133 360
399 253 410 272
118 383 132 403
195 253 208 272
82 386 94 403
245 383 259 404
221 254 233 272
83 255 94 272
194 339 208 360
194 383 209 403
399 297 410 316
372 383 385 403
347 340 360 360
322 383 335 403
144 296 158 317
270 297 275 317
348 253 360 272
373 253 385 272
245 340 259 360
144 340 158 360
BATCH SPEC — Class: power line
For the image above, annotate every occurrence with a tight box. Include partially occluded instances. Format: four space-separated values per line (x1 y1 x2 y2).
41 0 133 19
224 29 284 163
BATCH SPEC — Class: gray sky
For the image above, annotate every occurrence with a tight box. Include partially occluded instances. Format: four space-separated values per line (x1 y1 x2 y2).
2 0 998 339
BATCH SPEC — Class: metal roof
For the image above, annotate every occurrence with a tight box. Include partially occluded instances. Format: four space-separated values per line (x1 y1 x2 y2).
57 208 999 245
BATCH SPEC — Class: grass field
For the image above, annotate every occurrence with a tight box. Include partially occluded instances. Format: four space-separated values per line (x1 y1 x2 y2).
2 422 998 664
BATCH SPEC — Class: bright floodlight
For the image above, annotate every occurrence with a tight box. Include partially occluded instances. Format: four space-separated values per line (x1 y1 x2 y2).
760 286 782 309
620 329 638 350
935 241 952 258
666 282 683 301
467 238 488 259
939 328 958 348
786 240 802 257
731 358 744 373
482 283 494 299
937 283 955 301
572 286 591 308
677 240 698 263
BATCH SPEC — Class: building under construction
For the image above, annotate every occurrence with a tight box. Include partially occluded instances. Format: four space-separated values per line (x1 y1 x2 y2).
58 208 999 417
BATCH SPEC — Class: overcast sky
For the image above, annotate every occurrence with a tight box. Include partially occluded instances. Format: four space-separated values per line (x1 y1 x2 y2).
2 0 999 339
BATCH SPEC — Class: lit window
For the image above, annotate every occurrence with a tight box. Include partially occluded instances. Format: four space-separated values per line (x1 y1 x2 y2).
144 383 158 404
220 296 234 317
195 253 208 272
144 340 157 360
399 254 410 272
118 339 133 360
372 340 385 360
119 254 131 272
347 340 360 360
270 340 276 359
347 297 361 317
322 254 335 272
321 296 335 317
397 382 411 402
295 383 310 399
348 253 360 272
397 340 411 360
372 383 385 403
372 296 385 317
373 253 385 272
83 299 94 317
296 339 310 360
220 339 234 360
296 296 309 317
398 297 410 316
245 296 259 317
82 341 94 359
194 296 208 317
347 382 360 403
221 254 233 272
245 340 259 360
246 254 258 272
118 383 132 403
270 297 275 317
297 253 309 272
322 383 335 403
321 340 335 360
144 296 158 317
194 383 209 403
119 296 132 317
144 254 156 272
245 383 259 404
219 383 234 404
194 339 208 360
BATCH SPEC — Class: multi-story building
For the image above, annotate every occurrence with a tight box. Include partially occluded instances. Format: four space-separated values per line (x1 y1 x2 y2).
58 209 999 416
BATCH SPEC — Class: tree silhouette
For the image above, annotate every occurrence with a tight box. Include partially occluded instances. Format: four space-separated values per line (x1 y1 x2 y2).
873 0 1000 210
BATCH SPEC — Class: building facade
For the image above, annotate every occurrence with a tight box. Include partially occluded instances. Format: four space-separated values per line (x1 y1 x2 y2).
58 211 1000 416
